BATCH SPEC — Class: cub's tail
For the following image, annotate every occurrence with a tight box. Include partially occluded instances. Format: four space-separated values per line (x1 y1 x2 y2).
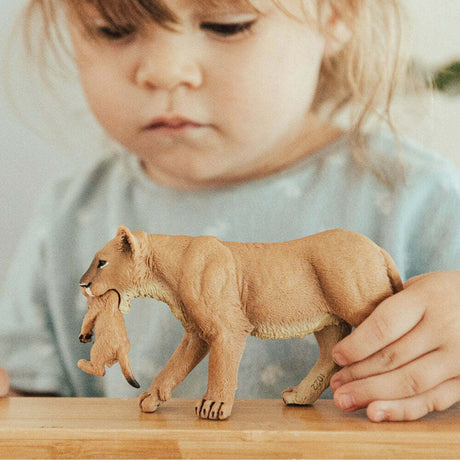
382 249 404 294
119 351 140 389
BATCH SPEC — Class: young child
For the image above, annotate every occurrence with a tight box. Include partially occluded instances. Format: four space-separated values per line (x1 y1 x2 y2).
1 0 459 422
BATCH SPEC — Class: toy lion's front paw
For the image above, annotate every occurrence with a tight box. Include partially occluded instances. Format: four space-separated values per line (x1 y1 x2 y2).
282 387 301 405
194 399 233 420
79 333 93 343
139 391 162 413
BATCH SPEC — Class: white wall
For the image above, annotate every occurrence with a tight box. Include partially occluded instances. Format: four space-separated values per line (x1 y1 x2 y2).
0 1 106 282
1 0 459 287
399 0 460 162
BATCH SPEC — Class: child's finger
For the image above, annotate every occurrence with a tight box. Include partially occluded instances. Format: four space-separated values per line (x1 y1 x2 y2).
366 376 460 422
402 273 432 289
332 291 426 366
330 318 436 391
333 348 458 412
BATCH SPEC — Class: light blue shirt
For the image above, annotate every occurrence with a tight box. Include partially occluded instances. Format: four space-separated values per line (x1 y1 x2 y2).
1 133 459 398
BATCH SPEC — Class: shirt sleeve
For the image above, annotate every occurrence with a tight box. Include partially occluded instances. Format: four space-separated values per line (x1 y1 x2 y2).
0 183 71 395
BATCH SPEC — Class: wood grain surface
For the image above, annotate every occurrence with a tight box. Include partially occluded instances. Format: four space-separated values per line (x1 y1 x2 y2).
0 398 458 459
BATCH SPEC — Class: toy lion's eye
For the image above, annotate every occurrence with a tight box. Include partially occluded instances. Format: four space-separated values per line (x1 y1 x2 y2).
97 260 109 269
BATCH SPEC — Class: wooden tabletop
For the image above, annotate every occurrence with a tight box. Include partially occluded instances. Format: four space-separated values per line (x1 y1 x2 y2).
0 397 459 459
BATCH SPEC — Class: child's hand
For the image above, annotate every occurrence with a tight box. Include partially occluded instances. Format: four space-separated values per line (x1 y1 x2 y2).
0 367 10 397
330 271 460 422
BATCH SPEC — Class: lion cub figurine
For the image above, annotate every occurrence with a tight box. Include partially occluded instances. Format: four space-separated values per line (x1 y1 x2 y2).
80 226 402 420
78 289 140 389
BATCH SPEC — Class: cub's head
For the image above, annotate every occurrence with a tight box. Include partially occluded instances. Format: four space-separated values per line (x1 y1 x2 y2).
80 226 140 313
83 289 120 313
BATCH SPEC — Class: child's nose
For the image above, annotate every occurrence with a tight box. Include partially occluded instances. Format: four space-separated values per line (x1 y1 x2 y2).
134 34 203 91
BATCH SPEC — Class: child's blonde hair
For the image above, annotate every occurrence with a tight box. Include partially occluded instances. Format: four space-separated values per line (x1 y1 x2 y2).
20 0 413 170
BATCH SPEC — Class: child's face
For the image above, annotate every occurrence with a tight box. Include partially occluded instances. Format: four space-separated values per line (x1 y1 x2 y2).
68 0 336 189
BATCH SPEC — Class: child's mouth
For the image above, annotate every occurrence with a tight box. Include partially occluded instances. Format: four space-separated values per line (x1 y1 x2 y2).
145 116 204 132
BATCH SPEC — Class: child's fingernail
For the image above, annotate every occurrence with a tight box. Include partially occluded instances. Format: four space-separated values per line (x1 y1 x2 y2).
373 411 387 422
332 351 346 366
330 375 341 392
337 394 355 411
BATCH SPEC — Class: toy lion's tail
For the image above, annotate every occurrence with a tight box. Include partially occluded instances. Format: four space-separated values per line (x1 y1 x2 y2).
119 352 140 389
382 249 404 294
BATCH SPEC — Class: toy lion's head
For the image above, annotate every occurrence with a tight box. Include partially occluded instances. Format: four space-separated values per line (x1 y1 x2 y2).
80 226 141 314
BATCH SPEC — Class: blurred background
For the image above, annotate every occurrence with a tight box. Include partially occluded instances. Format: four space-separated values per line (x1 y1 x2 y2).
1 0 459 288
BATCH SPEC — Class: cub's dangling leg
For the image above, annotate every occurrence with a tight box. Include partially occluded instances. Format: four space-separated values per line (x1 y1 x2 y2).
282 320 351 405
77 359 106 377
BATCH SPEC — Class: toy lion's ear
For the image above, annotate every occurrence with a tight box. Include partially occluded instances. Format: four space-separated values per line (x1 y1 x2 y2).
116 226 137 256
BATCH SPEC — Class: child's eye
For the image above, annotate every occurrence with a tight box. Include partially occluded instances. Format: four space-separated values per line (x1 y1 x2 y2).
201 21 256 37
95 25 136 41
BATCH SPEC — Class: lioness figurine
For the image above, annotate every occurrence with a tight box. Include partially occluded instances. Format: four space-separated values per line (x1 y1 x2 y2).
80 226 402 420
78 289 140 389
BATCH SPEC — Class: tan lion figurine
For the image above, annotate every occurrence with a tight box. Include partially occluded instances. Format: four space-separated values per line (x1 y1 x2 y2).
80 226 402 420
78 289 140 389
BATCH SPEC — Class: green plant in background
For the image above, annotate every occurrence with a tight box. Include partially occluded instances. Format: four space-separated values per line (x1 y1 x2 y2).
432 61 460 95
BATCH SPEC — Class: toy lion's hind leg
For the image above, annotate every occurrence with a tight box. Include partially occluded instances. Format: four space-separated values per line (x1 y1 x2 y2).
282 320 351 405
78 342 109 377
77 359 106 377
